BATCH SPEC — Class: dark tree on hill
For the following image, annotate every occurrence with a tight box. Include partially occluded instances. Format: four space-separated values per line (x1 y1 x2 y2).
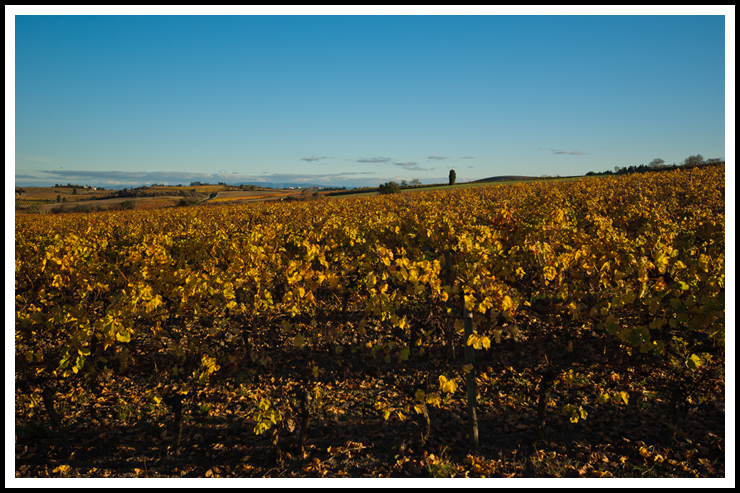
683 154 704 167
449 169 456 186
378 182 401 194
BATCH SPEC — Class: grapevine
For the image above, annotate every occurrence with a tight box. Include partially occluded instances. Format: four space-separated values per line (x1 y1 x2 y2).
15 165 725 476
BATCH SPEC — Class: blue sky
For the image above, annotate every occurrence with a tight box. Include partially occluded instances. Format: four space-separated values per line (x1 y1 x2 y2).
9 7 732 189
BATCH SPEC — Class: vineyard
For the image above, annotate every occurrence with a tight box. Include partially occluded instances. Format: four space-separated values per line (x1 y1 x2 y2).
15 198 54 207
14 166 725 478
207 191 293 203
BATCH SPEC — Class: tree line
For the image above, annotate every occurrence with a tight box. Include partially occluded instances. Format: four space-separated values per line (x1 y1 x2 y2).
586 155 723 177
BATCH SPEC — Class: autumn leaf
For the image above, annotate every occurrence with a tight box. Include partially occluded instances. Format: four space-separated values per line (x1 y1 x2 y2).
426 392 442 407
439 375 458 394
116 330 131 343
467 333 491 350
502 295 514 312
686 354 703 371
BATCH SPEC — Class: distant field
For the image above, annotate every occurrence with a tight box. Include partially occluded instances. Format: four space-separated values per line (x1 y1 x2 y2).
39 196 180 212
328 176 588 199
329 181 521 199
403 182 497 192
149 185 224 193
326 183 491 199
16 187 115 202
14 185 304 213
15 178 585 211
208 190 293 203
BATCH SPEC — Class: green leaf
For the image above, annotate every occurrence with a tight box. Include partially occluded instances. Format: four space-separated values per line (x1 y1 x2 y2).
605 313 619 334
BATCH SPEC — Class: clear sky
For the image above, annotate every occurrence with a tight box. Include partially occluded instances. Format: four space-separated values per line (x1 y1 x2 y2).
9 7 732 189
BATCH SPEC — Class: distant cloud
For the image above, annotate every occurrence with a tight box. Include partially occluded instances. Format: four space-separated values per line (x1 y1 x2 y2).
462 156 475 159
39 169 158 182
428 156 449 160
25 169 381 188
300 156 331 162
544 148 585 155
393 162 425 171
357 157 392 164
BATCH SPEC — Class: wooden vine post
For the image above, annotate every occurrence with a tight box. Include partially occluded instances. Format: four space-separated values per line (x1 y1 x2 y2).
463 307 479 448
444 251 455 362
162 394 184 456
299 385 311 456
536 370 556 441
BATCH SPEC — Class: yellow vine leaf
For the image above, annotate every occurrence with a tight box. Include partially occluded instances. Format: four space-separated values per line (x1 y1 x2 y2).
439 375 458 394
